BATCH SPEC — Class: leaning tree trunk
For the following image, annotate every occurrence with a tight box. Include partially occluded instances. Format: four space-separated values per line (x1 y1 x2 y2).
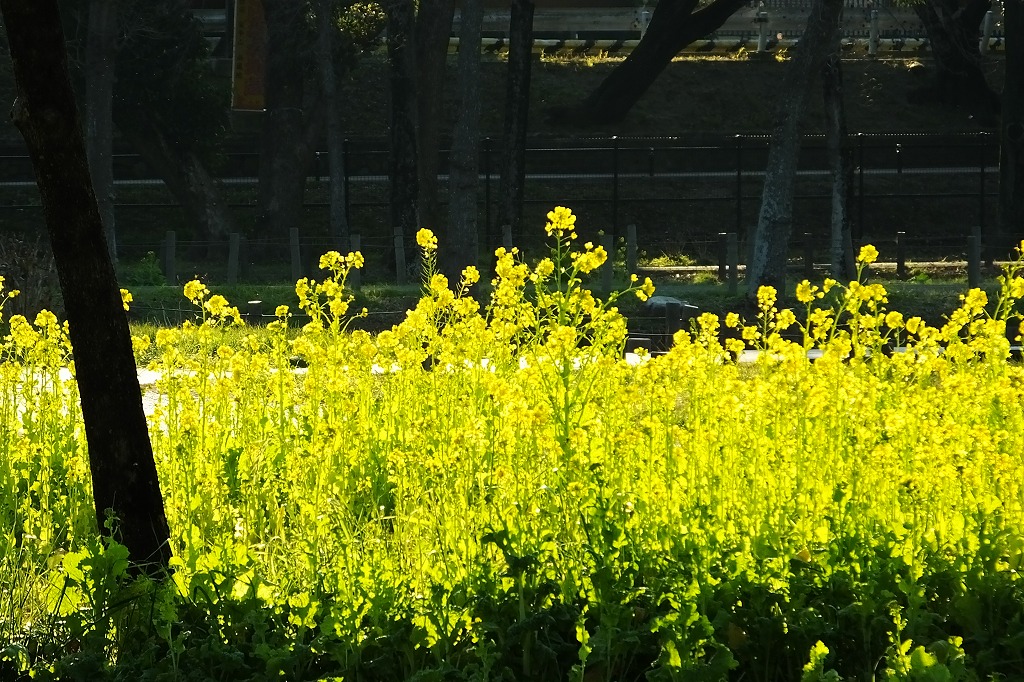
747 0 844 297
1 0 171 573
496 0 535 247
257 0 311 240
85 0 118 263
415 0 455 236
316 0 349 251
551 0 747 126
1000 0 1024 250
822 52 855 280
386 0 420 262
445 0 483 276
914 0 999 119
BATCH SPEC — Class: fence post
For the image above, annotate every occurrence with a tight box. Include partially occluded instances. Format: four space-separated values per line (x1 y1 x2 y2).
290 228 302 282
856 133 865 241
246 299 263 326
896 231 908 280
483 136 493 248
803 232 814 279
611 136 620 244
239 235 249 280
162 230 176 285
342 138 351 226
727 232 739 296
626 224 638 277
756 9 769 52
502 223 513 249
349 234 362 289
869 9 879 56
980 10 994 54
968 231 981 288
979 133 989 264
601 234 614 292
735 135 744 236
394 228 407 285
227 232 240 285
718 232 728 281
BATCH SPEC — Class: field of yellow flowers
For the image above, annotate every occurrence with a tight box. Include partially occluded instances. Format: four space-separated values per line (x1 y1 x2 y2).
2 209 1024 681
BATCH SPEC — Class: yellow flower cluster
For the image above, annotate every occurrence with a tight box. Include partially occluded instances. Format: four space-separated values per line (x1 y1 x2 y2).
544 206 577 237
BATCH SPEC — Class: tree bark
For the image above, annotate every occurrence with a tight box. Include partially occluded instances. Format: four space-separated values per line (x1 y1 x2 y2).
747 0 844 297
914 0 999 120
85 0 118 263
496 0 534 246
386 0 419 253
822 53 855 280
1 0 171 572
317 0 349 251
1000 0 1024 249
549 0 747 126
445 0 483 275
257 0 312 240
415 0 455 236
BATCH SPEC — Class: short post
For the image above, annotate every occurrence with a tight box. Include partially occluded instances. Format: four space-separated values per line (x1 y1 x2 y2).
718 232 728 281
394 228 407 285
626 224 638 277
349 234 362 289
290 227 302 282
967 232 981 288
756 10 769 53
727 232 739 296
227 232 240 285
502 223 513 249
980 10 994 54
239 235 249 280
601 234 614 292
162 230 176 285
869 10 879 56
803 232 815 279
638 7 651 38
246 299 263 326
896 231 908 280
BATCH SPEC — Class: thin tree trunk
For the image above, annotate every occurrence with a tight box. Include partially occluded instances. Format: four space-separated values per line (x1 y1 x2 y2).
445 0 482 275
85 0 118 263
317 0 349 251
415 0 455 235
550 0 747 126
747 0 844 296
1 0 171 572
1000 0 1024 250
496 0 534 246
822 53 855 280
386 0 419 255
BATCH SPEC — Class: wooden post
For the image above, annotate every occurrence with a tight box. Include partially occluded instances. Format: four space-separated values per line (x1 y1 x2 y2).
896 231 908 279
756 10 769 52
718 232 728 281
394 228 407 285
502 223 513 249
727 232 739 296
869 9 879 56
163 230 175 285
349 234 362 289
290 227 302 282
626 224 638 277
601 234 614 292
246 299 263 325
968 232 981 288
227 232 240 285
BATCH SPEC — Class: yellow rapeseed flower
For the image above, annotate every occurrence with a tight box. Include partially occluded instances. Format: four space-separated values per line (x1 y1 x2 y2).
858 244 879 264
416 228 438 251
795 280 817 304
544 206 577 237
184 279 208 304
462 265 481 286
120 288 133 312
635 277 655 302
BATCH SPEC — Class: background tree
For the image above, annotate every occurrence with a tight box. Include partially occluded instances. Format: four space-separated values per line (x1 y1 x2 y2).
822 51 855 279
1001 0 1024 245
1 0 171 571
317 0 349 250
444 0 483 275
386 0 419 253
496 0 535 246
747 0 844 295
550 0 748 125
84 0 117 261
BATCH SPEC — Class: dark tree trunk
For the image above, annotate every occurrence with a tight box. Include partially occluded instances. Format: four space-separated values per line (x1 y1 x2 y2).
117 115 235 244
316 0 349 251
549 0 747 126
747 0 844 297
1 0 171 572
914 0 999 120
822 53 855 280
386 0 419 253
496 0 534 246
445 0 482 275
1000 0 1024 248
415 0 455 235
85 0 118 262
257 0 311 239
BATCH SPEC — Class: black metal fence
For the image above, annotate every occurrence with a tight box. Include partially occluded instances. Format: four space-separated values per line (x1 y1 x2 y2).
0 131 1005 284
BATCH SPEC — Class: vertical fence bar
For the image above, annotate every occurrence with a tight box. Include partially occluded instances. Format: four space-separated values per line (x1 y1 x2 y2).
163 230 176 285
227 232 240 285
896 231 908 279
857 133 865 241
239 235 249 280
483 136 492 248
718 232 728 281
290 228 302 282
979 133 988 263
735 135 743 236
626 224 638 276
611 136 620 244
727 232 739 296
394 228 407 285
349 234 362 289
869 9 879 56
968 231 981 288
342 138 351 226
502 224 513 249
